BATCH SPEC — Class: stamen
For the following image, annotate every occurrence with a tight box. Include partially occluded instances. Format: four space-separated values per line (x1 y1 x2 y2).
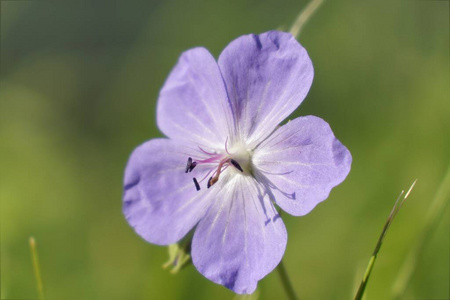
207 177 212 189
207 158 228 188
185 157 192 173
230 159 243 172
185 157 197 173
207 176 218 189
198 146 216 156
193 177 200 191
186 140 247 189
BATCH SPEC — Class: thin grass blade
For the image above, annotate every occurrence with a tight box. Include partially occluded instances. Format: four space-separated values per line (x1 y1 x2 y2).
289 0 324 39
29 237 45 300
354 180 417 300
392 165 450 299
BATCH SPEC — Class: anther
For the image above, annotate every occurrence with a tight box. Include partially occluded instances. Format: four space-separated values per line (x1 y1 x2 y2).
185 157 192 173
193 177 200 191
207 177 212 189
207 176 218 189
185 157 197 173
230 159 244 172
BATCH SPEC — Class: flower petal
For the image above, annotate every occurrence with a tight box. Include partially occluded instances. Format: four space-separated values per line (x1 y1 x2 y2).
218 31 313 148
123 138 214 245
157 47 234 148
252 116 352 216
191 174 287 294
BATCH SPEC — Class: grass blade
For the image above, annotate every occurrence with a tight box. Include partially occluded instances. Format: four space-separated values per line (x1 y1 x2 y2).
392 165 450 299
289 0 324 39
29 237 45 300
354 180 417 300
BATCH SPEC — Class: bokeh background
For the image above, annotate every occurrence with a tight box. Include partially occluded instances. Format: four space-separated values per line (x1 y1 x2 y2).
1 0 448 299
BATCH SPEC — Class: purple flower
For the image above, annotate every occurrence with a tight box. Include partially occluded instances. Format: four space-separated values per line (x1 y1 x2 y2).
123 31 351 294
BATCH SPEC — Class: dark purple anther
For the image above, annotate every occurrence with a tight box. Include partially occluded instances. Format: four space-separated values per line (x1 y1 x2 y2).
185 157 197 173
230 159 244 172
185 157 192 173
193 177 200 191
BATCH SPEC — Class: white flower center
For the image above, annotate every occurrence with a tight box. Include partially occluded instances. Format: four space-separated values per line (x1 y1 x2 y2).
229 143 252 174
185 141 254 191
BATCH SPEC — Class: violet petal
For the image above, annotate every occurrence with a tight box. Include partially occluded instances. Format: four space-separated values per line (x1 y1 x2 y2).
218 31 314 147
253 116 352 216
123 139 214 245
191 174 287 294
157 47 235 148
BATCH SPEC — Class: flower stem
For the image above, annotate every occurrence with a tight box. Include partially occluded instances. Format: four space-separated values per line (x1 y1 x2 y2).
276 259 298 300
29 237 45 300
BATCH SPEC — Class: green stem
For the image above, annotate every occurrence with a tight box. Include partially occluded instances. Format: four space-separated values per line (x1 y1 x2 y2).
29 237 45 300
276 259 298 300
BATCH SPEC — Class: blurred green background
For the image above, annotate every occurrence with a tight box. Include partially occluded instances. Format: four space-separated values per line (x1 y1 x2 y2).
1 0 448 299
